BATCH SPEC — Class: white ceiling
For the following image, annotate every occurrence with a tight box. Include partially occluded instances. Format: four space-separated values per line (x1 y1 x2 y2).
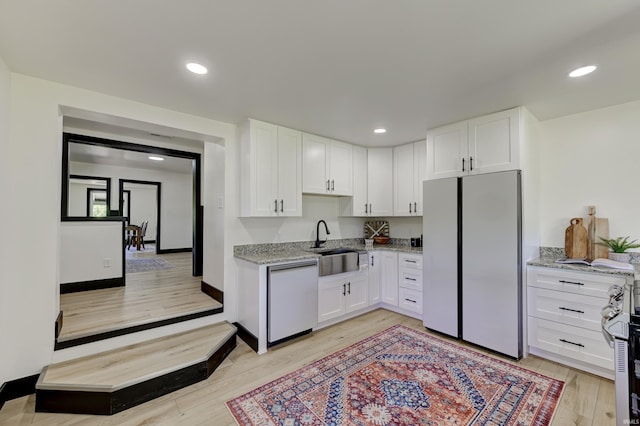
1 1 640 147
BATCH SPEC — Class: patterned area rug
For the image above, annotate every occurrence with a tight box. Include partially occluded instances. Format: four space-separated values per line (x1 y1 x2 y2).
226 325 564 425
126 257 174 273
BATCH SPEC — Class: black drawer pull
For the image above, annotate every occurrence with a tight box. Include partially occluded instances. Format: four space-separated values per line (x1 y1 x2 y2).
559 280 584 286
404 298 417 303
559 306 585 314
405 260 417 264
559 338 584 348
406 277 417 281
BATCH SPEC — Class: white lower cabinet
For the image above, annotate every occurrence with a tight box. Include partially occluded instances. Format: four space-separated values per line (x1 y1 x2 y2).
380 252 398 306
318 271 368 323
368 252 382 304
527 266 628 378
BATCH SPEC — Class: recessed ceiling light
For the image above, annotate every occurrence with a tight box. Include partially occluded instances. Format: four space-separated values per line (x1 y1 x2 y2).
374 128 387 134
569 65 597 78
186 62 208 75
148 156 164 161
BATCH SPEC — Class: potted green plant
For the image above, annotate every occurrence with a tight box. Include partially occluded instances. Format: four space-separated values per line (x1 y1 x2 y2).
597 236 640 263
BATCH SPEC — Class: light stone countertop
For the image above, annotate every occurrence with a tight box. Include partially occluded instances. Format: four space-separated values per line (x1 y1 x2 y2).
527 256 639 279
234 239 423 265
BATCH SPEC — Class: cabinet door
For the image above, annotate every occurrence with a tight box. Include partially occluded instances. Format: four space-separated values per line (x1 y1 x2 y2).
367 148 394 216
393 143 415 216
381 251 398 306
413 140 427 215
351 146 368 216
251 120 279 216
277 127 302 216
345 274 369 313
467 108 520 175
328 141 352 196
369 252 381 304
302 133 328 194
318 277 345 323
426 121 468 180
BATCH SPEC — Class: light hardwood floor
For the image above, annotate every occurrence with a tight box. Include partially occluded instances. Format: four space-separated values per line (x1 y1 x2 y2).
58 248 221 342
0 309 615 425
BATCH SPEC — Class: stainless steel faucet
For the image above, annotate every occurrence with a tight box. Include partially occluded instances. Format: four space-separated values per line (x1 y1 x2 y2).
314 220 331 248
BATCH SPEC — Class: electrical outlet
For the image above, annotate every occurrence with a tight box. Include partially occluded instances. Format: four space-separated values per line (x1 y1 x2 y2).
103 258 111 268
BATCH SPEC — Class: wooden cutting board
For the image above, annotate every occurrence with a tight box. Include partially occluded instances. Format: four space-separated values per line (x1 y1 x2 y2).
565 218 587 259
584 207 609 259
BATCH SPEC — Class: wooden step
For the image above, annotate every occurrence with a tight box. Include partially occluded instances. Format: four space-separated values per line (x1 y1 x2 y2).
35 321 237 415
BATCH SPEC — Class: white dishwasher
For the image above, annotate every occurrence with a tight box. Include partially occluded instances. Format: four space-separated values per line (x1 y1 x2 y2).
267 260 319 346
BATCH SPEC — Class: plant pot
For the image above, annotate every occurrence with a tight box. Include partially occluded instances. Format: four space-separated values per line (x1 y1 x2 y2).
608 252 631 263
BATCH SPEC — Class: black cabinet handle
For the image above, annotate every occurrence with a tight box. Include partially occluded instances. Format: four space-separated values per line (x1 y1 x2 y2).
405 260 417 264
559 280 584 286
409 203 412 213
331 180 334 191
342 284 346 296
406 277 417 281
559 338 584 348
280 200 283 213
365 204 368 214
414 202 417 213
369 203 372 213
405 298 417 303
559 306 585 314
274 199 278 213
462 157 465 172
347 282 351 294
371 256 374 266
470 156 474 171
326 180 330 191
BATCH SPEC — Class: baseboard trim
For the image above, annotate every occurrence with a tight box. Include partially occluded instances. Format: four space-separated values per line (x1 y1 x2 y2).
55 307 224 350
0 374 39 409
157 247 192 254
36 333 237 415
234 322 259 353
201 282 223 304
60 277 124 294
55 311 63 339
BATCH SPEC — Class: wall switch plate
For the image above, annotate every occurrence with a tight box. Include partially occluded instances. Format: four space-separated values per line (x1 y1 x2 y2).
103 258 111 268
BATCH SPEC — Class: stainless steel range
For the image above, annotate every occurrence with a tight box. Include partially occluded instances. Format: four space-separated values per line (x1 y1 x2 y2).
602 281 636 425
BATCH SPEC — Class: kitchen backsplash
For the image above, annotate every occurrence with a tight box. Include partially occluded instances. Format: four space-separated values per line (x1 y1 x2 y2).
539 246 640 263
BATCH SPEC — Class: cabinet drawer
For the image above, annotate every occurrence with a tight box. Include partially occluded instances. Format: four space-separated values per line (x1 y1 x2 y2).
527 287 605 332
527 266 626 299
399 287 423 314
528 317 613 370
399 253 422 270
399 268 422 292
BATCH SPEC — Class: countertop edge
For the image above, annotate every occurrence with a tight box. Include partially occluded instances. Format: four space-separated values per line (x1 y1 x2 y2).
527 257 638 278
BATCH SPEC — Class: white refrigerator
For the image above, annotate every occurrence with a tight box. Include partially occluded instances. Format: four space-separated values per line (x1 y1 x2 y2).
422 170 522 358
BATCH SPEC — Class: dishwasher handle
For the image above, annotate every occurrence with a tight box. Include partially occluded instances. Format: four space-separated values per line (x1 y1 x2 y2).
268 260 318 273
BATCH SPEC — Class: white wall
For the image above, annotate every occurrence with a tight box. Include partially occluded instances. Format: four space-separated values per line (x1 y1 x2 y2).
4 73 235 380
0 55 12 386
60 222 123 283
539 100 640 250
71 161 193 249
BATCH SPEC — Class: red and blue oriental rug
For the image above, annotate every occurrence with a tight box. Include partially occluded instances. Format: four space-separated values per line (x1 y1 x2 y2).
226 324 564 425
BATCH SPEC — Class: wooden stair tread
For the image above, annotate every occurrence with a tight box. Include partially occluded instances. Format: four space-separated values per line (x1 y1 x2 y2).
38 322 236 392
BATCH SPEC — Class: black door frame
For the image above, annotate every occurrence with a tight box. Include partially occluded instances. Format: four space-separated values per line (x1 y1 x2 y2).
61 133 203 276
119 179 161 253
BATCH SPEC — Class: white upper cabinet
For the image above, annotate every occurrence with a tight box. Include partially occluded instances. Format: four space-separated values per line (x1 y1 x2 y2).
393 140 426 216
339 147 393 217
366 148 394 216
302 133 352 196
239 119 302 217
426 107 520 179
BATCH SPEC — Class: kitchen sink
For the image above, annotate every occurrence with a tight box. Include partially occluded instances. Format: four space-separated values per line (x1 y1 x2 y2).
306 247 363 276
